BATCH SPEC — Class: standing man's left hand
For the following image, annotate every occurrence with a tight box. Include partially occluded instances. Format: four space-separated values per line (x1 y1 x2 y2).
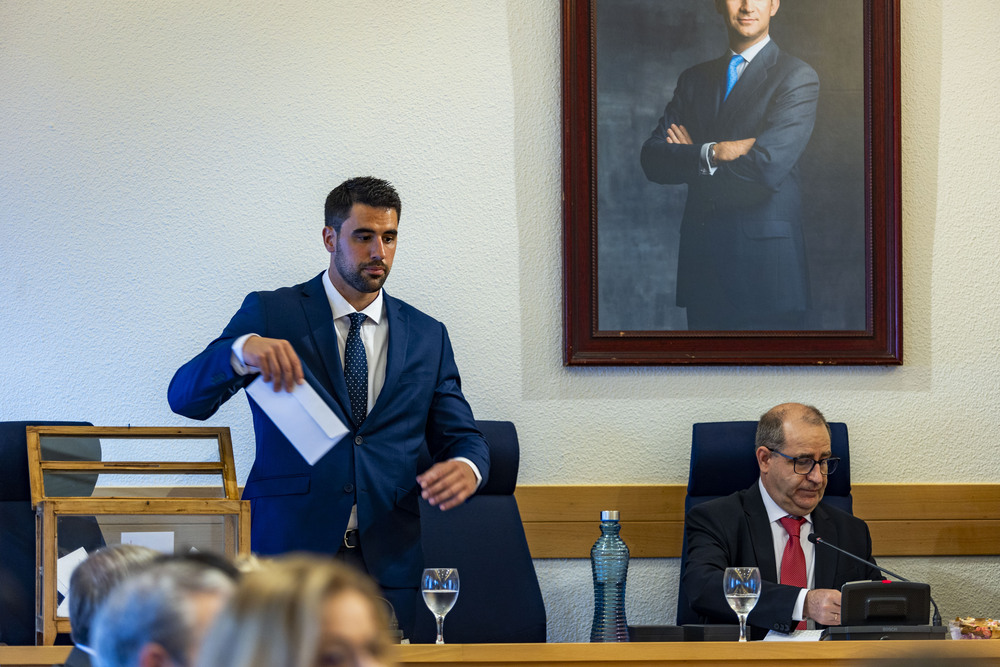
417 460 477 510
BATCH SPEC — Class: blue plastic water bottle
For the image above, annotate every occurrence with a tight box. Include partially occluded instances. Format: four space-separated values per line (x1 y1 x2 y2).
590 509 630 642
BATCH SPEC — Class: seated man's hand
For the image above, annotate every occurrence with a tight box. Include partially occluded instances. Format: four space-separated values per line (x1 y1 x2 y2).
242 335 304 392
713 137 756 162
804 588 842 626
416 460 477 510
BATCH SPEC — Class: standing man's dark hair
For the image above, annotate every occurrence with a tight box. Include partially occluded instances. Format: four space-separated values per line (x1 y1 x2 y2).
324 176 402 232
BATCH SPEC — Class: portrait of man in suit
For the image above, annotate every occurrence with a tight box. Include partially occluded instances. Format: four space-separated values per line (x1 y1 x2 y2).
593 1 866 334
640 0 818 330
168 176 490 638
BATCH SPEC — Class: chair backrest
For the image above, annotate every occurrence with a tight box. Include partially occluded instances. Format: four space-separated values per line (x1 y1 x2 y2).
413 420 546 643
676 420 853 625
0 421 103 646
685 421 853 513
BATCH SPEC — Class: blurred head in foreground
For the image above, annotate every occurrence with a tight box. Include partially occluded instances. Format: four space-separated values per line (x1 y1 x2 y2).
92 559 236 667
69 544 159 651
196 554 394 667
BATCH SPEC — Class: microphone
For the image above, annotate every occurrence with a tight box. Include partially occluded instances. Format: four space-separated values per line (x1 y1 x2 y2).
808 533 941 626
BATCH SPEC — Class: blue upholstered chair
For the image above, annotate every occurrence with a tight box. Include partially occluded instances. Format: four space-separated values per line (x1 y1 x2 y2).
675 420 853 626
0 421 104 646
412 420 546 643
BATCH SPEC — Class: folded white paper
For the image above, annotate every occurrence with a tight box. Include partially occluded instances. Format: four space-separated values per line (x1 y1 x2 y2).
246 376 349 465
56 547 89 616
121 531 175 554
763 628 824 641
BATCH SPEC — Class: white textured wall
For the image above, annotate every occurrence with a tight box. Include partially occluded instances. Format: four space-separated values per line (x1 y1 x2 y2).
2 0 999 643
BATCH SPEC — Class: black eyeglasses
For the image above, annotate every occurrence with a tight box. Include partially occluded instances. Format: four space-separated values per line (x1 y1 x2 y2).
765 447 839 476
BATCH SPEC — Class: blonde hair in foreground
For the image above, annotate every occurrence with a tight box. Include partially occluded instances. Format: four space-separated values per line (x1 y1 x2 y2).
195 554 392 667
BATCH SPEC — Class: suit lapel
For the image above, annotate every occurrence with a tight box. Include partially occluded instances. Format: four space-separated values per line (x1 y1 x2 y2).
366 291 407 425
299 273 353 421
811 504 839 590
744 483 779 583
719 40 780 127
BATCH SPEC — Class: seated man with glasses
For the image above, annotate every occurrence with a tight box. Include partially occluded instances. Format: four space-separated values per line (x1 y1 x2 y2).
681 403 880 636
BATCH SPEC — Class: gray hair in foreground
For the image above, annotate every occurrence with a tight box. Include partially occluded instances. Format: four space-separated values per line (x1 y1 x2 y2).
91 559 235 667
69 544 158 647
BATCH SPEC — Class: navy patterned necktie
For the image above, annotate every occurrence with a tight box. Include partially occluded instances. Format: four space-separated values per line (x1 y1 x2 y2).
344 312 368 427
724 53 744 101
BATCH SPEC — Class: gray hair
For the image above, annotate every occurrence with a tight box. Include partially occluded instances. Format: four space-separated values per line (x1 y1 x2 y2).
755 403 829 452
91 560 235 667
69 544 158 647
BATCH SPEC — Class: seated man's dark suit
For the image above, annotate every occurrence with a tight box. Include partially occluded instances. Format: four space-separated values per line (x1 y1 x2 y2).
167 272 490 631
641 40 819 330
681 482 879 638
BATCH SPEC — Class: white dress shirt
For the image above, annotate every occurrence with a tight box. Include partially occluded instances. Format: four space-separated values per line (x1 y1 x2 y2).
759 478 815 624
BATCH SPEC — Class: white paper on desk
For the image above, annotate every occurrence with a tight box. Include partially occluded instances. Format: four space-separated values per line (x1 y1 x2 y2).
121 531 175 554
764 629 824 641
246 375 349 465
56 547 89 616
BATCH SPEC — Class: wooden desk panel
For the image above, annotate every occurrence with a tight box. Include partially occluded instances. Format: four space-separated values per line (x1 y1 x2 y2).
5 641 1000 667
0 646 70 666
393 641 1000 666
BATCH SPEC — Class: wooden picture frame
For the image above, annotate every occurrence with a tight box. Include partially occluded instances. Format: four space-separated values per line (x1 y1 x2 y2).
562 0 901 365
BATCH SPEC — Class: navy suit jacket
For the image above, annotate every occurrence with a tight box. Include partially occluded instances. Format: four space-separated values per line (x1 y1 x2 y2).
681 482 879 638
641 40 819 319
167 272 490 589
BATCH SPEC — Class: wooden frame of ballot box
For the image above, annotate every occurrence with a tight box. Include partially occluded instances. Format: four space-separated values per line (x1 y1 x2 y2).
26 425 250 645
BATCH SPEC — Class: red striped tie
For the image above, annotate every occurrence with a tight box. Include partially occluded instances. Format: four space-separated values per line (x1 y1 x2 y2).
779 516 808 630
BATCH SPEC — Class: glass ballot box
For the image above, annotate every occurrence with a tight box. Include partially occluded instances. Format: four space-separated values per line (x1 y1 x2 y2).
25 425 250 645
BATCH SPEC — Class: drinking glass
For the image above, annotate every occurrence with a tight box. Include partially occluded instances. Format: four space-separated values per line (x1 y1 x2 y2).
723 567 761 642
421 567 460 644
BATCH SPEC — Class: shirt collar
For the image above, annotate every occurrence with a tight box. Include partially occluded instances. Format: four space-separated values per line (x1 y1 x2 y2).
322 269 384 324
759 477 812 524
732 34 771 62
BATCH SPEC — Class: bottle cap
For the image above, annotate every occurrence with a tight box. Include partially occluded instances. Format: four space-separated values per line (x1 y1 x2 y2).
601 510 619 521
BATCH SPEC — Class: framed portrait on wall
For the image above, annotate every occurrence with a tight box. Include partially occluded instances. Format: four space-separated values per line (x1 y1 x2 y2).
562 0 901 365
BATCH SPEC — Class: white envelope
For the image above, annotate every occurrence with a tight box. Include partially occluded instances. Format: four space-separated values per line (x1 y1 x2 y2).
246 376 349 465
56 547 89 616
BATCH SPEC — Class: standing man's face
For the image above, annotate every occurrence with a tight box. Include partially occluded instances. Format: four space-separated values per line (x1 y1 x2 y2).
717 0 779 52
323 203 398 311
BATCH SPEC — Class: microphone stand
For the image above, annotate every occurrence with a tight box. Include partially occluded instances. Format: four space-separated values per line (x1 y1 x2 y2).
809 534 941 626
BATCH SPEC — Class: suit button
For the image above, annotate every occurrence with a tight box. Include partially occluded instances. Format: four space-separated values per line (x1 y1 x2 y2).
354 436 363 446
344 484 354 493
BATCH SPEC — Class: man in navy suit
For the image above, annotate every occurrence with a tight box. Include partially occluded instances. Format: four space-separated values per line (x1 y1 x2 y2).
640 0 819 330
167 176 490 638
679 403 880 638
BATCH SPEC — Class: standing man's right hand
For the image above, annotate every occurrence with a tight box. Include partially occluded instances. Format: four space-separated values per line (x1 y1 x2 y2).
242 335 304 392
